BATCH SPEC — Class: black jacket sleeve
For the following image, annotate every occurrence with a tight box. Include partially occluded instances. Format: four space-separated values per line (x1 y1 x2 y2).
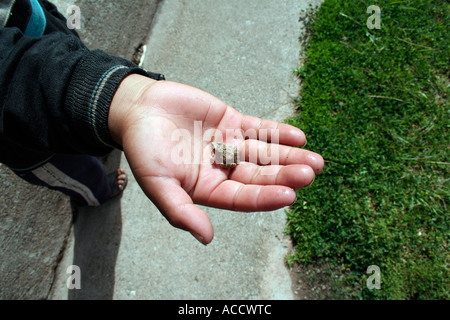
0 0 164 171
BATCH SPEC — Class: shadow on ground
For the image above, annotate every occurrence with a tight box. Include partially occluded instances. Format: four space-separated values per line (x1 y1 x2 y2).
67 151 124 300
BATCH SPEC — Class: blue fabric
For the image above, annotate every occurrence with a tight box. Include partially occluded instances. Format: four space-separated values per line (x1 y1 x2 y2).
24 0 46 37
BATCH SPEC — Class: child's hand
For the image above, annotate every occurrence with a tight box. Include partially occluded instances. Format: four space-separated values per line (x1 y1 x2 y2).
109 75 324 244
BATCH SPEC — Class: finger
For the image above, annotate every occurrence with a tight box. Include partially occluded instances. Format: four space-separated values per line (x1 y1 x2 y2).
240 115 307 146
239 139 324 173
139 176 214 245
229 162 315 190
205 180 297 212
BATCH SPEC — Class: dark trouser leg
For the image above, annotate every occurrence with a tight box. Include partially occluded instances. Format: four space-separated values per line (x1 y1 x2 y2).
15 154 112 206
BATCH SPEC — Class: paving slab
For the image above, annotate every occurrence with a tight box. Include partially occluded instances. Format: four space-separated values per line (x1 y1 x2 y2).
50 0 323 300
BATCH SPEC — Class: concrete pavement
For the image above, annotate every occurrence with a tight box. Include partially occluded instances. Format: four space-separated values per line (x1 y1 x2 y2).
50 0 322 300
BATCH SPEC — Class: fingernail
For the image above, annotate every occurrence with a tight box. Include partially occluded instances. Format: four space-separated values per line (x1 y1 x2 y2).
291 129 307 146
286 188 297 205
191 232 207 246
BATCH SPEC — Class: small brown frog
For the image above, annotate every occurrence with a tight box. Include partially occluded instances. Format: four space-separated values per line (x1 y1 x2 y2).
211 141 239 169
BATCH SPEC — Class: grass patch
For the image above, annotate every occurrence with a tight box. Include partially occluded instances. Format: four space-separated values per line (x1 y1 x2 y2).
286 0 449 299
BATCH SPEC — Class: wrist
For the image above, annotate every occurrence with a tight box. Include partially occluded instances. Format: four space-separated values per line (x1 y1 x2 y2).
108 74 157 146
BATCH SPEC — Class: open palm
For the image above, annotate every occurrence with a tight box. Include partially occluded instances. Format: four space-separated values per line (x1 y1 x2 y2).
112 77 324 244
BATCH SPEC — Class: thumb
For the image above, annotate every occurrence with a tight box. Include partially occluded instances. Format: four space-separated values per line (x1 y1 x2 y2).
139 176 214 245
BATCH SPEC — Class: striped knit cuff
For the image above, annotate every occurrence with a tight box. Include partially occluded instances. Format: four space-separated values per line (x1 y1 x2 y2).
66 49 164 154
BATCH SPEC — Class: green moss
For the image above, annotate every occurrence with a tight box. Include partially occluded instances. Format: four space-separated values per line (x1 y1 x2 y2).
286 0 449 299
